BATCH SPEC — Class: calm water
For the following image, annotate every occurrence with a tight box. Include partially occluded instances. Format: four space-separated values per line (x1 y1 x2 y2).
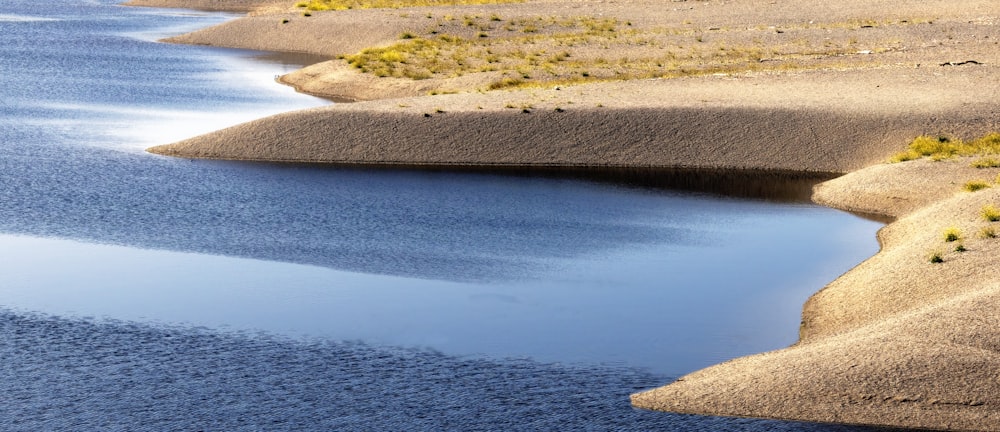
0 1 888 430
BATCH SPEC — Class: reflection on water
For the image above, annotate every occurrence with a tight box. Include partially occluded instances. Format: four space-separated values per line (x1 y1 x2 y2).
0 192 876 375
338 164 841 202
0 0 888 430
252 50 334 69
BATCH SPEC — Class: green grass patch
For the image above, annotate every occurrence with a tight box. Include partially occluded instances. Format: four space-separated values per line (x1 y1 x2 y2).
890 132 1000 163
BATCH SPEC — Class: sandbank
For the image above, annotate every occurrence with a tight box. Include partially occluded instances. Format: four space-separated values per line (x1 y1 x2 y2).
132 0 1000 430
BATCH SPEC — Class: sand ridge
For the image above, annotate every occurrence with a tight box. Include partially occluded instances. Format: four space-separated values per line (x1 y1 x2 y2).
149 68 1000 173
129 0 1000 430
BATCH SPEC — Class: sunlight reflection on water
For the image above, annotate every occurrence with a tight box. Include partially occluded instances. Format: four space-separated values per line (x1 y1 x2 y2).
0 0 887 430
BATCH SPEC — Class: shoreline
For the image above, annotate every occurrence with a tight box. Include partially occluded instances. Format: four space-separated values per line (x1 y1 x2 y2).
146 70 1000 173
131 0 1000 430
203 161 846 203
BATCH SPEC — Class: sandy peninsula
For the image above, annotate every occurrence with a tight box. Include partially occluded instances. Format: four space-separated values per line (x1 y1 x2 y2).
129 0 1000 430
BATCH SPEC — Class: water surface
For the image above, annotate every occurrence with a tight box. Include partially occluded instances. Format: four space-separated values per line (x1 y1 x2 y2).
0 1 888 429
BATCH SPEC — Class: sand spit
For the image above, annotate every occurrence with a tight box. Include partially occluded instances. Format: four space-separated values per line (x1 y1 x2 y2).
148 68 1000 172
132 0 1000 430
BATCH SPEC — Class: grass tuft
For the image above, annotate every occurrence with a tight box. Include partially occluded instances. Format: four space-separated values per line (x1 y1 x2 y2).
964 180 992 192
980 226 998 239
890 133 1000 163
296 0 522 11
943 227 962 242
928 251 944 263
982 204 1000 222
971 157 1000 168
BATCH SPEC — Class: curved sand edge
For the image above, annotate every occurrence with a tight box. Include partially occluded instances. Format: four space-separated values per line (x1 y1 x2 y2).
132 0 1000 430
148 67 1000 173
633 157 1000 431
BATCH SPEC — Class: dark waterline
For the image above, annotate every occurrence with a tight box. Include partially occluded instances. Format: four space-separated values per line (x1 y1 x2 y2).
277 163 842 202
0 1 887 430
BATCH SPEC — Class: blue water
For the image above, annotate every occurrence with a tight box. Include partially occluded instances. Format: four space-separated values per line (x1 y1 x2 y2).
0 1 889 430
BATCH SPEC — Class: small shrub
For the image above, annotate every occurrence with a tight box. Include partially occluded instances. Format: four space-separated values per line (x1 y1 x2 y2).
964 180 992 192
400 32 416 39
943 227 962 242
955 243 967 252
982 204 1000 222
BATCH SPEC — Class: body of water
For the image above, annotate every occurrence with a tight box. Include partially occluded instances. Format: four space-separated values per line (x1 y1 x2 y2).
0 0 887 429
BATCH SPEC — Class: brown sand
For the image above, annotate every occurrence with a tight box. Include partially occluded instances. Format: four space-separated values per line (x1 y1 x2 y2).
131 0 1000 430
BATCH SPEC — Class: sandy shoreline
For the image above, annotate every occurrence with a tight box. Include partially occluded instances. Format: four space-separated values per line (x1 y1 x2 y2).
148 68 1000 173
131 0 1000 430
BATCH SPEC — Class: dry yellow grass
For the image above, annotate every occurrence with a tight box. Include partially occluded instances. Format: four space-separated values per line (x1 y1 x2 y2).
295 0 522 11
339 13 925 90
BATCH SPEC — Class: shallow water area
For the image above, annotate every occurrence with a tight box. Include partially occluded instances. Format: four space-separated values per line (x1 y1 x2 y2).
0 0 890 429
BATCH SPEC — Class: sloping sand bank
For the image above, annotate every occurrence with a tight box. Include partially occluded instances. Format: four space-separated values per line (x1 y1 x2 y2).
133 0 1000 430
148 68 1000 172
634 157 1000 431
